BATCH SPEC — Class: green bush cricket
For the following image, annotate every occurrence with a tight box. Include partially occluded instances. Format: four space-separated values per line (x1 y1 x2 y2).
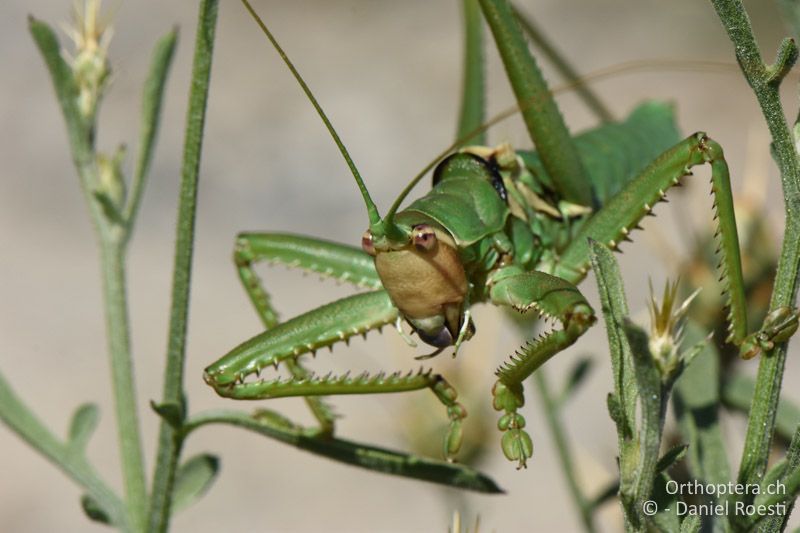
203 0 800 470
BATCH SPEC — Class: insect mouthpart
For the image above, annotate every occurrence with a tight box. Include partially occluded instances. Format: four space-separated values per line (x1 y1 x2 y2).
408 315 454 348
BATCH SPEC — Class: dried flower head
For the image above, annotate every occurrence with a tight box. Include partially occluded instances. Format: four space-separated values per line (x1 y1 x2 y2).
64 0 113 119
647 278 700 378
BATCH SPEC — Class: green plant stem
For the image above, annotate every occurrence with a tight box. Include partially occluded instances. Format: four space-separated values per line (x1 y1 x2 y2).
28 15 181 531
590 242 674 531
634 384 668 528
100 238 148 532
708 3 800 521
0 371 128 529
624 324 669 532
148 1 218 531
533 370 596 533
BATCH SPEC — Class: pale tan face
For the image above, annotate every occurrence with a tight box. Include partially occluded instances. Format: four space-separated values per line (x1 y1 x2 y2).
365 225 468 347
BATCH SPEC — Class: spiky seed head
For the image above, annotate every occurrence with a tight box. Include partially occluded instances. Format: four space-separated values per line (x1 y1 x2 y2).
65 0 113 120
647 278 700 379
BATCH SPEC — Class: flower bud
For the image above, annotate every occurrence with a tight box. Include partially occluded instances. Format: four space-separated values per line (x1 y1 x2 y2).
96 145 126 211
66 0 112 120
647 279 700 380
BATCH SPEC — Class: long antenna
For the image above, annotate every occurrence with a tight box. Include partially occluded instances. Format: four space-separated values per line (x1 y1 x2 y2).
384 58 744 224
241 0 381 226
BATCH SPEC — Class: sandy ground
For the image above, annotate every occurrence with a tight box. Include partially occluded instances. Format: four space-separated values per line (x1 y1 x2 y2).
1 0 799 531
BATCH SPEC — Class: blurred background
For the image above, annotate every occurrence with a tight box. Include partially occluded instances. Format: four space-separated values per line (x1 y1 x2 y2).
1 0 799 530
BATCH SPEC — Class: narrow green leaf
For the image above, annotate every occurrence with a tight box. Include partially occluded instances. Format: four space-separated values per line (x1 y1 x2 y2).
623 320 667 530
92 191 126 226
67 403 99 454
124 28 179 227
606 393 628 438
589 239 637 437
751 467 800 530
81 494 111 525
759 458 789 497
754 425 800 530
650 473 680 532
28 17 91 170
589 238 664 528
675 340 705 379
172 454 219 513
656 444 688 474
622 321 660 397
150 400 183 429
184 409 503 494
783 427 800 527
765 37 799 85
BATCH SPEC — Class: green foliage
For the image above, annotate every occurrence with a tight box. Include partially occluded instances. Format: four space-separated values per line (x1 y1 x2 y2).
81 494 112 525
172 455 220 513
67 403 100 455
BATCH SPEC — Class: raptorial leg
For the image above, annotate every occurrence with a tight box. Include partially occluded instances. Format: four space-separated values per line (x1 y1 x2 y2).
204 287 467 460
551 133 798 358
487 266 595 467
234 232 381 328
282 360 335 434
217 366 468 461
233 232 381 431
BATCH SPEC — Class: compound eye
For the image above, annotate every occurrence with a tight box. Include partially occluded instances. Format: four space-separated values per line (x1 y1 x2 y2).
412 224 437 252
361 230 376 256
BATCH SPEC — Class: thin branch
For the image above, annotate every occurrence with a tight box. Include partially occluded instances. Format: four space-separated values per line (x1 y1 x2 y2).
708 5 800 530
147 1 219 531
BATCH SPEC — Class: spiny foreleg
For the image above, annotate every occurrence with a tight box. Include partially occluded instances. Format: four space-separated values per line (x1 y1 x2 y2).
205 290 396 386
204 289 467 460
216 367 467 461
488 266 595 468
552 133 799 358
233 233 383 432
234 232 381 328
